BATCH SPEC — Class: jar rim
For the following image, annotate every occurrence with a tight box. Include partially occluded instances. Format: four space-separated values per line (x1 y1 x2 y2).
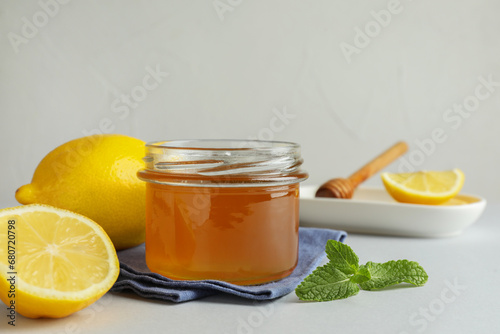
145 139 300 152
139 139 308 187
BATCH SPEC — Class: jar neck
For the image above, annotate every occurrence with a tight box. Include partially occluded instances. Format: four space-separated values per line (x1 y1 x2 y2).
138 139 308 187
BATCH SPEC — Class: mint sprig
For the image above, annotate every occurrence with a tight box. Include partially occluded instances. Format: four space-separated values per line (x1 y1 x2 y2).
295 240 428 302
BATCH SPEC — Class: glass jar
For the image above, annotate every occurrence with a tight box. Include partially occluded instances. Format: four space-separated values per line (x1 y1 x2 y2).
137 140 308 285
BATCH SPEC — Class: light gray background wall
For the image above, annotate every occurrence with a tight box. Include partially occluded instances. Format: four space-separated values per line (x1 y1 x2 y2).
1 0 499 207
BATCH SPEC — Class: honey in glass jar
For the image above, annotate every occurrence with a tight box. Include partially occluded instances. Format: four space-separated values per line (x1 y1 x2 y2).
137 140 308 285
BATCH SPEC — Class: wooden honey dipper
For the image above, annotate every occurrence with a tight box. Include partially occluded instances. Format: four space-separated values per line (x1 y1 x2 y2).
315 141 408 199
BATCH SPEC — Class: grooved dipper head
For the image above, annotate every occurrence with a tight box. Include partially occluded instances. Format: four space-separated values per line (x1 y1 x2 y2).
315 178 354 199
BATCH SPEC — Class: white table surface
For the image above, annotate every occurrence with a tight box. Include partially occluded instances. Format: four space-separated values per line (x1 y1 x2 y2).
2 204 499 334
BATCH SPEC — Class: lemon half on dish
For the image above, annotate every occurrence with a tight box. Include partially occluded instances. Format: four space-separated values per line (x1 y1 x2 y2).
381 169 465 205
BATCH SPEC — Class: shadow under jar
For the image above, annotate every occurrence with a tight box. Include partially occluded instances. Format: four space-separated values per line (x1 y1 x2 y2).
137 140 308 285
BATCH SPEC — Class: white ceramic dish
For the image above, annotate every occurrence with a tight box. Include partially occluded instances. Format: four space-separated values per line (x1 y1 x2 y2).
299 185 487 237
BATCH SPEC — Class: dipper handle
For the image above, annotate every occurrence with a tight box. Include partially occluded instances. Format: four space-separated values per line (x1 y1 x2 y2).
347 141 408 188
315 141 408 198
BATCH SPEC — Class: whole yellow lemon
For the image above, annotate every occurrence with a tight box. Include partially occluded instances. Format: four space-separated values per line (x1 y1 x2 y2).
15 134 146 250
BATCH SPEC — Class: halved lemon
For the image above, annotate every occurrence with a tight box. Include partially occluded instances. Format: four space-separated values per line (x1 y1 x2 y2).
0 204 119 318
381 169 465 205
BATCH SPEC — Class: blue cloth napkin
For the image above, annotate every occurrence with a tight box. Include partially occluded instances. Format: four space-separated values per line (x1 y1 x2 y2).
110 227 347 302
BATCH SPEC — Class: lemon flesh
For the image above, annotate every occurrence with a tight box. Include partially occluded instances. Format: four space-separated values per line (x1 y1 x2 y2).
381 169 465 205
15 134 145 250
0 204 119 318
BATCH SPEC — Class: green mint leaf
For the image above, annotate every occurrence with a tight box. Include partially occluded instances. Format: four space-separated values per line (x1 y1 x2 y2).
359 260 429 291
350 264 371 284
325 240 359 275
295 263 360 301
